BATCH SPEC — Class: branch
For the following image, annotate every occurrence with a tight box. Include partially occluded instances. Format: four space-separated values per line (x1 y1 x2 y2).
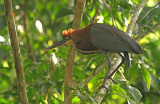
126 0 148 36
24 0 36 62
92 54 121 104
64 0 86 104
90 8 99 23
102 0 115 26
137 10 160 35
135 21 160 41
93 0 148 103
136 1 160 24
45 54 55 103
4 0 29 104
79 57 107 88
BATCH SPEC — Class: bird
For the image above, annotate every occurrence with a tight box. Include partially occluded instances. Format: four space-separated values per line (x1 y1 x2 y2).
43 23 142 87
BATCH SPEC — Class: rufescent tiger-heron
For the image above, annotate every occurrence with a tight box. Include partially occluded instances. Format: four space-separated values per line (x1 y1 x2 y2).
43 23 142 88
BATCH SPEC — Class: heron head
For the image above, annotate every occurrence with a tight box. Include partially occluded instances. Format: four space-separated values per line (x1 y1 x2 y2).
43 29 75 51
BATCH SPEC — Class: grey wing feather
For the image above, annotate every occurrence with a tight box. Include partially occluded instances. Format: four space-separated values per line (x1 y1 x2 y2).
90 23 142 54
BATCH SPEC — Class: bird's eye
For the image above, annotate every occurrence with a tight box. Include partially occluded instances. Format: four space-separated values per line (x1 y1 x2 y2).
68 35 72 39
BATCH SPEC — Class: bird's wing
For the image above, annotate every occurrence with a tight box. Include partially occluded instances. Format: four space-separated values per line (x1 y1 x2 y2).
90 23 142 53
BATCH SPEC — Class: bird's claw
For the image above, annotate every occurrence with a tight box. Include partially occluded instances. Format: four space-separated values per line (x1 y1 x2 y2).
96 84 109 94
110 77 117 84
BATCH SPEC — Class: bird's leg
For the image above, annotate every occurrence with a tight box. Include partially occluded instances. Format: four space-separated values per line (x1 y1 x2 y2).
124 52 131 67
102 53 112 85
101 50 112 80
106 53 125 79
97 52 125 93
96 50 111 93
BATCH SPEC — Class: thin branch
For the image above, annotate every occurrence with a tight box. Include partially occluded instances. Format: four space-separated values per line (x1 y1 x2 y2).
45 54 55 103
84 54 99 70
80 57 107 88
64 0 86 104
4 0 29 104
90 8 99 23
24 0 36 62
135 21 160 41
137 10 160 35
126 0 148 36
23 0 36 62
136 1 160 24
102 0 115 26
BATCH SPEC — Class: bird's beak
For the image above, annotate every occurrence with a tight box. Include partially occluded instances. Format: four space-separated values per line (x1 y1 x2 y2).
43 37 73 52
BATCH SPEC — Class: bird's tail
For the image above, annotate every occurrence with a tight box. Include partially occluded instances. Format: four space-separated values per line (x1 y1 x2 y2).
124 52 131 67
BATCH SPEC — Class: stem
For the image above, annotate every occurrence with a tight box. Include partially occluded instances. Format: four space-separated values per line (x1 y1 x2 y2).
135 21 160 41
137 10 160 35
79 57 107 88
102 0 115 26
64 0 86 104
4 0 29 104
45 54 55 103
24 0 36 62
126 0 148 36
136 1 160 24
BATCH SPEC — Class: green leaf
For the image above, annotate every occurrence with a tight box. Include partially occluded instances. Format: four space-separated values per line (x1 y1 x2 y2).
54 8 73 20
141 65 151 91
128 85 142 103
111 84 126 96
124 63 140 84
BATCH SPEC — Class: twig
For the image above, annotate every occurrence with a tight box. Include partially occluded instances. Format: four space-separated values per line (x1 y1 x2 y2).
90 8 99 23
137 10 160 35
135 21 160 41
64 0 86 104
126 0 148 36
4 0 29 104
84 54 99 70
102 0 115 26
79 57 107 88
24 0 36 62
136 1 160 24
45 54 55 103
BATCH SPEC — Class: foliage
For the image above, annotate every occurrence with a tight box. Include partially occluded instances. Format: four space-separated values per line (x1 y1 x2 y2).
0 0 160 104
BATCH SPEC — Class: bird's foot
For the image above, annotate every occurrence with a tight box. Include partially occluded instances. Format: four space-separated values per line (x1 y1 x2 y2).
110 78 117 84
96 84 108 94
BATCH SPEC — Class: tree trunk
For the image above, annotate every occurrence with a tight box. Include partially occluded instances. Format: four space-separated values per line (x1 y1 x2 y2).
4 0 29 104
